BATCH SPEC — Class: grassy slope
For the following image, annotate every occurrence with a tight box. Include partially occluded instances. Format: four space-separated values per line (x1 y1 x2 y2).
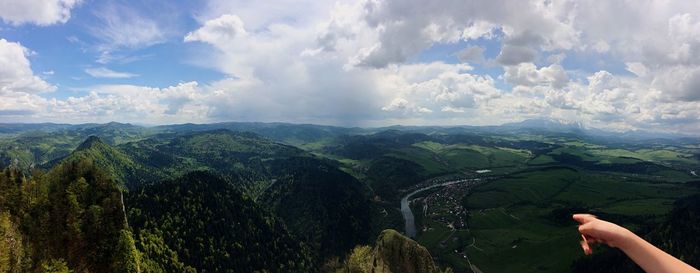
457 167 699 273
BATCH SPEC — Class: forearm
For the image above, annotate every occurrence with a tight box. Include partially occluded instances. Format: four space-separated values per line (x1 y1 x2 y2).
618 233 699 273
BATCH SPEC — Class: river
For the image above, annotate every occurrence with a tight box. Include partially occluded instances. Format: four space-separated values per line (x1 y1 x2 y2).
400 178 479 237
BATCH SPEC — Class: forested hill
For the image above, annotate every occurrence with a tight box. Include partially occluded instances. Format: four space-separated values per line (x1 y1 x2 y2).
259 156 373 258
0 158 140 273
126 171 316 272
44 135 147 186
2 123 698 273
44 130 313 192
1 132 380 272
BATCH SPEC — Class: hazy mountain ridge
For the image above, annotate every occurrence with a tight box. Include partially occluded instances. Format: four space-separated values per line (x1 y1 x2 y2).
1 120 697 172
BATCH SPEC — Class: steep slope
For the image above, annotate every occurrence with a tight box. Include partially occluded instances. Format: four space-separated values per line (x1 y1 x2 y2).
127 171 315 273
373 229 450 273
258 157 373 259
334 229 452 273
0 159 140 273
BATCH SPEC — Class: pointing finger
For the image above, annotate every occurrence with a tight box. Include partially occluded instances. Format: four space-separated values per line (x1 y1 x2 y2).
572 214 597 224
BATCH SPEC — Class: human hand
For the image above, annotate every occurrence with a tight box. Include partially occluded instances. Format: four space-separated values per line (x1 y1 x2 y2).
573 214 636 254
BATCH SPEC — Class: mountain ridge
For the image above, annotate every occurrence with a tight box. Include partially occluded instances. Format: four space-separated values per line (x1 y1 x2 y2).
2 119 698 140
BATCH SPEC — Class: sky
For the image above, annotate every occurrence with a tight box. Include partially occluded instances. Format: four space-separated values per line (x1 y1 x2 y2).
0 0 700 134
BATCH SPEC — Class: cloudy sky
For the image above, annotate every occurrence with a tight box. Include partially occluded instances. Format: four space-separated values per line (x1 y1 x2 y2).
1 0 699 133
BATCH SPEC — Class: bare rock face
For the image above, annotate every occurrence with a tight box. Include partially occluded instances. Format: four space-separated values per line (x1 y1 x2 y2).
372 229 444 273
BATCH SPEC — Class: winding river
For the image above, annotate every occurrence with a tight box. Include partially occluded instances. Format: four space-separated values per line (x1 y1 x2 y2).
400 178 479 237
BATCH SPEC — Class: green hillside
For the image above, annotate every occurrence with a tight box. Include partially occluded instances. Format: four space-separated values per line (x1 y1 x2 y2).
0 159 139 273
127 171 315 273
1 122 699 273
259 157 373 259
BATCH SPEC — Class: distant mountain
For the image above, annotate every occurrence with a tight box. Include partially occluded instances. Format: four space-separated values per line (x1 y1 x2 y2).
502 118 585 132
70 122 154 144
502 118 700 141
0 122 149 142
0 123 73 134
0 122 153 171
156 122 364 145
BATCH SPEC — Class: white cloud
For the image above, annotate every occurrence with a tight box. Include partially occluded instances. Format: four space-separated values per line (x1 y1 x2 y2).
343 0 579 68
377 62 501 118
88 2 168 63
7 0 700 134
175 0 700 132
84 67 138 78
1 82 211 123
0 0 80 26
184 14 247 45
0 39 55 94
504 63 568 89
652 65 700 101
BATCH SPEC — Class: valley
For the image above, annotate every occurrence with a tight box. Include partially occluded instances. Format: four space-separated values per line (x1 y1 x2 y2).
0 121 699 273
4 2 700 272
401 177 483 238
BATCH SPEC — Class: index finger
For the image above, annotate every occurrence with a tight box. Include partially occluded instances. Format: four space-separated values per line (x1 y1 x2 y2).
572 214 597 224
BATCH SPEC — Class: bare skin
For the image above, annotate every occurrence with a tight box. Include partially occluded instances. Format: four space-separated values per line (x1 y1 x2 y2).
573 214 699 273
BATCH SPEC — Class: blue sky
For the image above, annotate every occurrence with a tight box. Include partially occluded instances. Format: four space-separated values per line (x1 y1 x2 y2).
0 0 222 92
0 0 699 134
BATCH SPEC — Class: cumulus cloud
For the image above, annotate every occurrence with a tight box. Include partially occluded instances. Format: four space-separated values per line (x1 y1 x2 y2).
652 66 700 101
377 62 501 117
3 82 211 124
0 39 55 94
0 39 56 119
504 63 568 89
175 0 700 132
344 0 578 68
5 0 700 134
184 14 247 45
0 0 80 26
